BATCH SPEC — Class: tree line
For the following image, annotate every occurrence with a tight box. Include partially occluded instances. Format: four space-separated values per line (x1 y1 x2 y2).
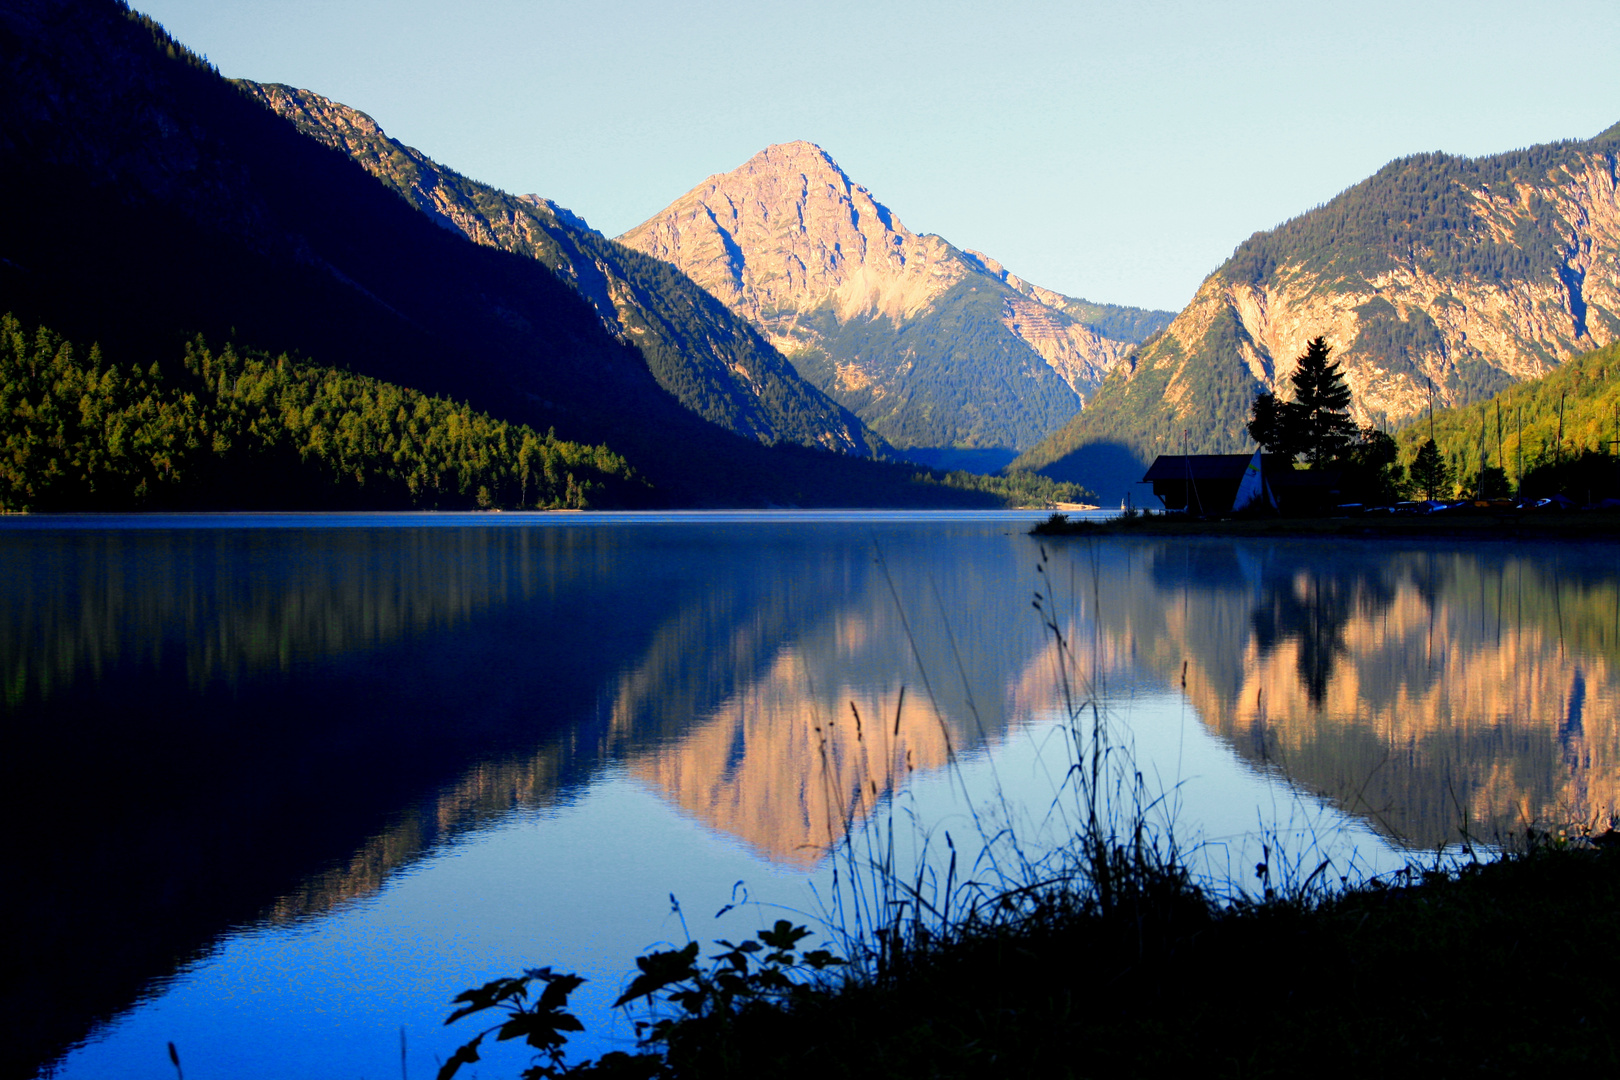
1247 335 1620 504
0 315 647 511
1223 128 1617 290
1391 339 1620 502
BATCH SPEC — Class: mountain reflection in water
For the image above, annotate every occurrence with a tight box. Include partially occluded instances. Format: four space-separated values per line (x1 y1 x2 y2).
6 518 1618 1080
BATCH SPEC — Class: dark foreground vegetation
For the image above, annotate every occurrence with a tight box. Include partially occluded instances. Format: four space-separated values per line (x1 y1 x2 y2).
437 829 1620 1080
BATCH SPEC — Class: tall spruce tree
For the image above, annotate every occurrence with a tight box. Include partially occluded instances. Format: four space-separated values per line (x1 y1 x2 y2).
1247 336 1358 466
1288 336 1357 466
1409 438 1452 499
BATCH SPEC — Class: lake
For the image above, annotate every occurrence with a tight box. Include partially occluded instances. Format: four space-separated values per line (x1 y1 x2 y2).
7 512 1617 1079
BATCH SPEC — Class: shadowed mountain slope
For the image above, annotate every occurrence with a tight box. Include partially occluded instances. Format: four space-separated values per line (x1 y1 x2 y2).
239 82 882 458
618 141 1172 453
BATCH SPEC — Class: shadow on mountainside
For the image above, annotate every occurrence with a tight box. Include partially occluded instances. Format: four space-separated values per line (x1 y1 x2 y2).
899 446 1021 474
1024 440 1154 508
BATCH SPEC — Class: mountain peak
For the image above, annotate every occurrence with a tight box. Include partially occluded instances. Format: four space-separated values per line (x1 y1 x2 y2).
619 140 943 329
732 140 851 183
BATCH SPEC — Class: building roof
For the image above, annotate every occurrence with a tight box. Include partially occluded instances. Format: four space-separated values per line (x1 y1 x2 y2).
1142 454 1342 487
1141 454 1257 482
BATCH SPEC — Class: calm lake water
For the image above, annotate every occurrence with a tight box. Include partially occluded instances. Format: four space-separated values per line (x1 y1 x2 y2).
7 512 1618 1079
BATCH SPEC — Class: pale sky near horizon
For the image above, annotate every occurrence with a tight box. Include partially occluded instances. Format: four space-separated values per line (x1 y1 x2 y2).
135 0 1619 313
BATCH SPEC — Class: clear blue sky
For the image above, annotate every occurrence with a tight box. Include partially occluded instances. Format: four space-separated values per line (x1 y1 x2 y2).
136 0 1619 313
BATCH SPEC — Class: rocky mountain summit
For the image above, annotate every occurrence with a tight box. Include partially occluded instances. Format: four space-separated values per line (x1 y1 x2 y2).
619 141 1171 453
240 84 877 457
1018 122 1620 499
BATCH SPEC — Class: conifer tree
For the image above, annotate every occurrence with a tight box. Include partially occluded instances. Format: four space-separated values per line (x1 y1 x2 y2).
1288 336 1357 466
1247 391 1304 460
1409 439 1452 499
1247 336 1358 466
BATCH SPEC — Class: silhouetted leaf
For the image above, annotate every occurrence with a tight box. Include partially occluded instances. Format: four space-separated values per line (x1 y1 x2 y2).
435 1033 483 1080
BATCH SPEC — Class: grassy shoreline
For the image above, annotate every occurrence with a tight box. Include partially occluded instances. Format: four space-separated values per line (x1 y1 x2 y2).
446 832 1620 1078
673 835 1620 1078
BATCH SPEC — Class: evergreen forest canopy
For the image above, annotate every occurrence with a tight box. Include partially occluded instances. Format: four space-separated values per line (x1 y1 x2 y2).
782 279 1094 451
0 315 645 511
1241 336 1620 506
0 317 1098 511
1247 337 1620 505
1391 339 1620 501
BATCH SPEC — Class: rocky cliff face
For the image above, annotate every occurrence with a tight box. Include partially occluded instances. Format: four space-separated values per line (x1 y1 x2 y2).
1017 124 1620 498
241 84 878 456
619 141 1171 451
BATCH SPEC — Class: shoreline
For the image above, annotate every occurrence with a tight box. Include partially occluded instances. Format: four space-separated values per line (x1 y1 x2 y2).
1032 509 1620 540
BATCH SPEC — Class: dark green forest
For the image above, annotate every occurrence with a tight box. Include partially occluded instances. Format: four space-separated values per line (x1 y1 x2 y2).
1 316 1098 511
1053 294 1175 345
0 315 645 511
786 279 1088 451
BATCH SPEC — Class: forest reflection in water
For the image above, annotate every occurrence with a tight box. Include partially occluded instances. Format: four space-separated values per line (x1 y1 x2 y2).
7 517 1619 1079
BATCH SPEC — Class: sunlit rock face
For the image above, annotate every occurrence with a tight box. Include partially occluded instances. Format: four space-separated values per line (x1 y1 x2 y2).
619 142 1171 450
627 648 954 866
622 141 964 332
607 550 1062 864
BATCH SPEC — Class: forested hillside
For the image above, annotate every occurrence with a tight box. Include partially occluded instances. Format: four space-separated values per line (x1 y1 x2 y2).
0 314 1095 511
1015 122 1620 503
239 82 880 457
1392 339 1620 499
0 316 644 510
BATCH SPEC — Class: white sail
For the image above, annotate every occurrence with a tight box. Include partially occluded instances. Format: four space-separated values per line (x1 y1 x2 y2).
1232 448 1269 512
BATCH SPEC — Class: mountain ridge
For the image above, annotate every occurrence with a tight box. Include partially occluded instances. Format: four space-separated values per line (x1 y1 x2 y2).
237 83 882 458
618 140 1173 452
2 0 1062 509
1015 123 1620 502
